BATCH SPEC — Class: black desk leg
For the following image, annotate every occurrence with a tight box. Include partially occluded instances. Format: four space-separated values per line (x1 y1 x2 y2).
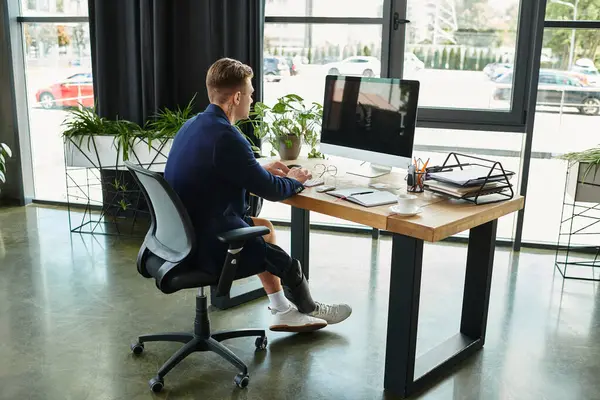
372 228 380 240
384 233 424 398
291 207 310 280
384 219 498 398
460 219 498 341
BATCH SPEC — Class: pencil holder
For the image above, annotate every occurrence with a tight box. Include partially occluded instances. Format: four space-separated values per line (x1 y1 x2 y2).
407 172 426 193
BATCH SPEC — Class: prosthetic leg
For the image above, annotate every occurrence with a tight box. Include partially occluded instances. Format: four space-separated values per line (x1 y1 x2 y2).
281 259 317 314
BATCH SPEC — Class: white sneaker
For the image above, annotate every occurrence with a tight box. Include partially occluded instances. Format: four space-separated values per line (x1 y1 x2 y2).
269 305 328 332
308 302 352 325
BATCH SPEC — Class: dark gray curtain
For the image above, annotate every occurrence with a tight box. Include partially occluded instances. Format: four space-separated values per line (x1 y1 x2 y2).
88 0 264 146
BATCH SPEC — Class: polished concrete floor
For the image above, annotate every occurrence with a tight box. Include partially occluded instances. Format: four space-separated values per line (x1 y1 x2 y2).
2 205 600 400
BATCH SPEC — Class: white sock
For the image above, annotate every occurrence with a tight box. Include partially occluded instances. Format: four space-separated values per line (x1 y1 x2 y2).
268 290 291 312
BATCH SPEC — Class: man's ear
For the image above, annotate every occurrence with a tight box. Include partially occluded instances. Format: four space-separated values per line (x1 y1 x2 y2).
234 92 241 105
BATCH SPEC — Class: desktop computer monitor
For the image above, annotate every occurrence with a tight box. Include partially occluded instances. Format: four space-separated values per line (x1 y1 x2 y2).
320 75 419 177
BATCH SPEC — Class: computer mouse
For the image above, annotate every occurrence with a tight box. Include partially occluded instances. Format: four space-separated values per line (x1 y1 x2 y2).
287 164 302 169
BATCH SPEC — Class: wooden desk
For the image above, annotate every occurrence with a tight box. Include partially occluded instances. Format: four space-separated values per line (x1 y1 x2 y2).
279 157 524 398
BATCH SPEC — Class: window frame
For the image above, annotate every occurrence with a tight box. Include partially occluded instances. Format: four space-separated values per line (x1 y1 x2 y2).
388 0 540 132
14 3 91 202
264 0 394 84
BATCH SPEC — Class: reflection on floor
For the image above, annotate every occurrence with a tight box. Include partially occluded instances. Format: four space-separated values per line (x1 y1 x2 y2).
1 205 600 400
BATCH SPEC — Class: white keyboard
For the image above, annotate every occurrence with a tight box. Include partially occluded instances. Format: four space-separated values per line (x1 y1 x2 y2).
304 178 324 187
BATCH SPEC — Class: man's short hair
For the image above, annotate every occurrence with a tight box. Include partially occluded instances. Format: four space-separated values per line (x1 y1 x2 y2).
206 58 253 104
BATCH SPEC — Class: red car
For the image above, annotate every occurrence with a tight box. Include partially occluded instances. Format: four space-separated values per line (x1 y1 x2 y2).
35 72 94 109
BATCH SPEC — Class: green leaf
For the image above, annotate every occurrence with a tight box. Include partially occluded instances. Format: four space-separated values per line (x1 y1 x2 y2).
0 170 5 184
271 102 287 114
1 143 12 158
284 94 304 102
254 102 270 113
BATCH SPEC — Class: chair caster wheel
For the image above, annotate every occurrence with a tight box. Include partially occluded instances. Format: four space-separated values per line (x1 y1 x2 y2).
255 336 268 350
130 342 144 355
149 377 164 393
234 373 249 388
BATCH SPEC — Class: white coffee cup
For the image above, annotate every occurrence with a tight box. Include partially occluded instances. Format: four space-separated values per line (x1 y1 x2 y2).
396 193 420 214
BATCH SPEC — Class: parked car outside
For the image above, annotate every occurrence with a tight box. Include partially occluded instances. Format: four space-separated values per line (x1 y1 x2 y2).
570 65 600 86
324 56 381 77
264 56 291 82
484 63 513 80
35 72 94 109
493 69 600 115
404 52 424 72
284 55 308 76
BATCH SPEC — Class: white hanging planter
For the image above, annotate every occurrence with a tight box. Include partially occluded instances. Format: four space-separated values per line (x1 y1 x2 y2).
128 138 173 167
566 162 600 203
65 136 173 169
64 135 123 169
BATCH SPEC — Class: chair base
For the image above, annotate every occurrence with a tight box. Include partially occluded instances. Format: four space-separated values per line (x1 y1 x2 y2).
131 294 266 392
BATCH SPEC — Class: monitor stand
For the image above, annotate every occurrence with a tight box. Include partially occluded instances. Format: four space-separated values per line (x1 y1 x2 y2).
347 163 392 178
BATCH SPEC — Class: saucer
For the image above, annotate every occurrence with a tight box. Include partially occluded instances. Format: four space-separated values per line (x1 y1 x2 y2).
389 205 422 217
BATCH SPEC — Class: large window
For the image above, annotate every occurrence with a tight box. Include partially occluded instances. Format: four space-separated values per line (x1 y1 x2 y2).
389 0 538 131
260 0 528 238
402 1 521 111
263 23 384 108
523 0 600 246
19 1 91 202
261 0 388 227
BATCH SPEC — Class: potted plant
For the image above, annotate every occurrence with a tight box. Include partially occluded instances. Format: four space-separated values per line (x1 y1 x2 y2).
62 96 197 168
61 106 143 168
240 94 324 160
0 142 12 187
559 147 600 203
61 97 197 224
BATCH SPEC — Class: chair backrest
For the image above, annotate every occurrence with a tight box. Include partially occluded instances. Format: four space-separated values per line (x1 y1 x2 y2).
125 162 196 263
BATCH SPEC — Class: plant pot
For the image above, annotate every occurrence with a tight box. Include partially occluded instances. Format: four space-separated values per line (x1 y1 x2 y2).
65 136 173 169
65 135 123 168
278 135 302 160
566 162 600 203
129 138 173 167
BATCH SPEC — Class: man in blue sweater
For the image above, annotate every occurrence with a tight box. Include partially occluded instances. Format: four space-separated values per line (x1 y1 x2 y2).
165 58 351 332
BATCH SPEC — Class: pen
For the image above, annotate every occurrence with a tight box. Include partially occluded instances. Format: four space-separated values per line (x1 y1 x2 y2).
419 158 430 186
350 191 373 196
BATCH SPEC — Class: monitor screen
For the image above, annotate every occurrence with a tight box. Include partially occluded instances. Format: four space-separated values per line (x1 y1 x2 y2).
320 75 419 164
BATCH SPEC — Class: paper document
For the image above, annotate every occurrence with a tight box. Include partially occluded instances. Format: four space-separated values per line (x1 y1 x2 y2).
428 165 513 186
425 180 506 196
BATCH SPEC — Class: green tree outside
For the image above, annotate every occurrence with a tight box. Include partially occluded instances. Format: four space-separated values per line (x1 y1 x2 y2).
433 49 441 69
449 48 457 69
545 0 600 69
441 48 449 69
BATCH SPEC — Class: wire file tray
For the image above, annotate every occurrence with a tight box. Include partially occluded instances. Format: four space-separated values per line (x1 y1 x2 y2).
423 152 515 205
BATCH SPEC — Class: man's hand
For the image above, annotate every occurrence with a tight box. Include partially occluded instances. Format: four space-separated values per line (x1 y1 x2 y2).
263 161 290 177
287 167 312 184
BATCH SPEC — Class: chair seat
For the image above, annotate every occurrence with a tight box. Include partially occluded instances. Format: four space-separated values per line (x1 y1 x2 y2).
145 253 219 293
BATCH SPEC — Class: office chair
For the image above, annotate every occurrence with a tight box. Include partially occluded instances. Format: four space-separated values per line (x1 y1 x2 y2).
125 162 269 393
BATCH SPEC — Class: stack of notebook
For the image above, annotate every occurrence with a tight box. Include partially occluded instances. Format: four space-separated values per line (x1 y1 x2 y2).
424 165 513 199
